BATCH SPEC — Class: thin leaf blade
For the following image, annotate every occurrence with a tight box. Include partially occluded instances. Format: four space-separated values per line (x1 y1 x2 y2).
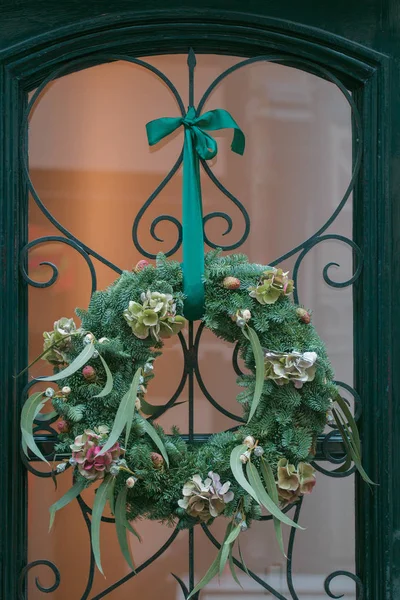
187 552 221 599
228 548 242 588
333 409 376 485
246 461 303 529
230 445 260 503
115 487 135 571
20 391 50 464
224 524 241 546
91 476 114 575
335 394 361 453
238 539 251 578
38 343 95 382
94 354 114 398
35 410 58 422
98 367 142 456
244 326 265 423
139 416 170 467
260 459 285 556
49 479 85 530
125 368 142 448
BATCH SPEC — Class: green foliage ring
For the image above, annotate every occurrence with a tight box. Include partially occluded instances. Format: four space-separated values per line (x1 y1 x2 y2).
22 250 350 585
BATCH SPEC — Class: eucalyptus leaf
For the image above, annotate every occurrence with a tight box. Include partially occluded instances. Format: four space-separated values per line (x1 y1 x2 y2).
108 477 116 515
125 520 142 542
125 368 143 448
224 523 241 546
230 445 259 503
260 458 285 556
35 410 58 422
333 408 376 485
115 487 135 571
246 461 303 529
187 553 220 599
20 391 50 464
93 355 114 398
49 479 86 530
335 394 361 453
187 522 231 598
243 326 265 423
91 476 114 575
228 548 242 588
219 535 232 577
333 452 352 473
238 539 251 578
38 343 95 382
139 416 170 467
97 367 142 456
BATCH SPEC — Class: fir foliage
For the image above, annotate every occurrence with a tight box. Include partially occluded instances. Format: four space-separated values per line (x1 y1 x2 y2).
40 251 335 530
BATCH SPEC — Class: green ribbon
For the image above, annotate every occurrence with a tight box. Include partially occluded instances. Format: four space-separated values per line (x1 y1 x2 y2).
146 107 245 321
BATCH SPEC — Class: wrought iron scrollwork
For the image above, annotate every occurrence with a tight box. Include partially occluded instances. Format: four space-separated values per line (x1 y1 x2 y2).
18 560 61 598
324 571 364 599
22 48 363 599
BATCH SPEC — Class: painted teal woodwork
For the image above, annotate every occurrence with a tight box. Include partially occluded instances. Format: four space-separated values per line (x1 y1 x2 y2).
0 1 398 598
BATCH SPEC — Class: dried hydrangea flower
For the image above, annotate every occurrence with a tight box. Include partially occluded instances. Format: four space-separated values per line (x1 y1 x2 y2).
297 462 316 494
178 472 234 522
123 290 186 341
42 317 79 365
70 430 124 481
276 459 316 506
248 268 294 305
264 350 317 388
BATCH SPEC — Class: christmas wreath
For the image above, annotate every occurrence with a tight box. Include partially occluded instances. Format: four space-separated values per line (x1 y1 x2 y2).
20 250 370 596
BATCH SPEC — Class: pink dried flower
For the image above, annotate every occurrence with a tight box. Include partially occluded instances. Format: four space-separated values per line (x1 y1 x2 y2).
70 431 124 481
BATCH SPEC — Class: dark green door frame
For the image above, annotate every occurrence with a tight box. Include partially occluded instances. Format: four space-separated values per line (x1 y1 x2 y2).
0 3 397 598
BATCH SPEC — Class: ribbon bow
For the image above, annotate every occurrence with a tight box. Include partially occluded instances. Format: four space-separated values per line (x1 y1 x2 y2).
146 107 245 321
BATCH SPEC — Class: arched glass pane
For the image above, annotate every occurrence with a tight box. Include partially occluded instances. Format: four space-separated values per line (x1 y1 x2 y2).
27 53 355 599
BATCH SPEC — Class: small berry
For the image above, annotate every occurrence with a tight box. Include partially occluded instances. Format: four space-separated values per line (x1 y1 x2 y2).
240 453 249 464
240 521 248 532
56 419 69 434
82 365 96 381
223 276 241 290
110 464 120 476
135 259 150 272
98 337 109 344
150 452 164 469
254 446 264 457
61 386 71 395
296 308 311 324
45 387 55 398
135 397 142 411
144 362 154 374
56 462 67 473
126 476 137 488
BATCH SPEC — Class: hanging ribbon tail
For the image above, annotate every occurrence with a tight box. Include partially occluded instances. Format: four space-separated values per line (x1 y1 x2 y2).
194 109 245 156
145 107 245 321
182 126 205 320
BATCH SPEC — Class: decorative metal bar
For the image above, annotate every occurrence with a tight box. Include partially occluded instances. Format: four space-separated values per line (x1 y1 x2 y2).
21 48 363 599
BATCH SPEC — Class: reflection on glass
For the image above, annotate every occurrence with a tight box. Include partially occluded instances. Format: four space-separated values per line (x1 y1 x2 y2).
27 54 354 599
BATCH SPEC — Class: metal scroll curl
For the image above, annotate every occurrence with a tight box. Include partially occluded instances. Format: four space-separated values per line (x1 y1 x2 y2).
18 560 61 598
